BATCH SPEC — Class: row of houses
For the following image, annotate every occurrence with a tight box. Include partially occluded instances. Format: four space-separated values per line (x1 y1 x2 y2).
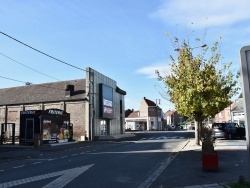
125 97 245 131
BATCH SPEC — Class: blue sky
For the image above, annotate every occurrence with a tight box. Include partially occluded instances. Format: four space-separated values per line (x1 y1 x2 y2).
0 0 249 112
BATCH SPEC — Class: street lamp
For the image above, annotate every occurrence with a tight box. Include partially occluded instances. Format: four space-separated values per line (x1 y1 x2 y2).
156 99 161 131
174 44 207 52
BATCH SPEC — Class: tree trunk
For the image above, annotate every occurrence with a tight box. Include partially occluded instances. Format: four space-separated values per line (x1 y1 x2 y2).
194 121 200 145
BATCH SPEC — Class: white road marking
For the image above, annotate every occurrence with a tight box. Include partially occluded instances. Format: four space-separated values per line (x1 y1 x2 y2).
0 164 94 188
13 165 24 169
140 136 185 140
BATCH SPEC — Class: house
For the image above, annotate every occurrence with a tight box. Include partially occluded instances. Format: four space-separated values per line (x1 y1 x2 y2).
125 97 166 131
0 67 126 144
165 110 188 129
213 103 233 123
231 98 245 125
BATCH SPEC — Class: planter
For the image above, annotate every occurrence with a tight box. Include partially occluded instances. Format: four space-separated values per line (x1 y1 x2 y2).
202 151 219 172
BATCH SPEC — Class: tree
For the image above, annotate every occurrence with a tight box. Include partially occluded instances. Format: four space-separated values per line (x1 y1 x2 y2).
156 38 239 145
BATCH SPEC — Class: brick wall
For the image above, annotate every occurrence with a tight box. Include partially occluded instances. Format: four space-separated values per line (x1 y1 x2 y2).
0 101 87 141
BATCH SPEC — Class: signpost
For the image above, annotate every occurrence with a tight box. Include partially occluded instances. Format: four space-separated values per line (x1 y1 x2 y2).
239 46 250 181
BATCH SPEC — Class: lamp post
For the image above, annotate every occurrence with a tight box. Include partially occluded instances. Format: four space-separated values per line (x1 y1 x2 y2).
174 44 207 52
156 99 161 131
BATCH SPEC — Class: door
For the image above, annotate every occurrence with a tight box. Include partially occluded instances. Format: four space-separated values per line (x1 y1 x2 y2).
25 119 34 139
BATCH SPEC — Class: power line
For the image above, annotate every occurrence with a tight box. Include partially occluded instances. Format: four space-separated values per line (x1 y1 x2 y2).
0 75 27 84
0 52 61 81
0 75 65 90
0 31 85 71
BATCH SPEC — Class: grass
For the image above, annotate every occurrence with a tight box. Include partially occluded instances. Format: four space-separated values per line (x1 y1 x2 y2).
228 181 250 188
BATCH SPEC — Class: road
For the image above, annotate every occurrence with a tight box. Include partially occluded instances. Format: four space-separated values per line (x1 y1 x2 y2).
0 131 194 188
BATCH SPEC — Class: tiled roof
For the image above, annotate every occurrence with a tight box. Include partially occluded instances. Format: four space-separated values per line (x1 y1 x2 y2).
0 79 86 105
165 110 175 116
127 111 140 118
231 98 244 112
144 97 156 106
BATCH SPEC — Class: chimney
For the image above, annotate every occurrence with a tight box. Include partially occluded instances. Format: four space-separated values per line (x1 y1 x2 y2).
65 84 74 97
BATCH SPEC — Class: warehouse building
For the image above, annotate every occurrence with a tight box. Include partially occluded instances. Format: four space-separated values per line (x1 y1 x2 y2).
0 67 126 144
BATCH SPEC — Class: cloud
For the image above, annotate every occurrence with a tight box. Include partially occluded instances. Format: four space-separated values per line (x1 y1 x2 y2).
136 62 170 79
151 0 250 28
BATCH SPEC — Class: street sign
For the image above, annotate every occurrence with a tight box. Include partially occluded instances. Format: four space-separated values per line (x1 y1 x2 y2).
239 46 250 181
0 164 94 188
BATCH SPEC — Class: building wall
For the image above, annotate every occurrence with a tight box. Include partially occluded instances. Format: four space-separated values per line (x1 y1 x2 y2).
213 105 232 122
0 101 87 141
86 67 125 140
139 99 149 118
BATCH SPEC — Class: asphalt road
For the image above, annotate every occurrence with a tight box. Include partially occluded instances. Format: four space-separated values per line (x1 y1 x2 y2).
0 131 194 188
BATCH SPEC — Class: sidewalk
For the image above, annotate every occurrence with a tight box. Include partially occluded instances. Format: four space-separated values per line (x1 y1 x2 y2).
151 138 248 188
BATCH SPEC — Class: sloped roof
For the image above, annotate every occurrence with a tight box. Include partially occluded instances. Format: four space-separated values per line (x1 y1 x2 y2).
231 98 244 112
144 97 156 106
165 110 175 116
127 111 140 118
0 79 86 106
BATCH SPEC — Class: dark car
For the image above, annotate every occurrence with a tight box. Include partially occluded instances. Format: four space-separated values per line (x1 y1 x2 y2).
235 123 246 139
212 122 237 139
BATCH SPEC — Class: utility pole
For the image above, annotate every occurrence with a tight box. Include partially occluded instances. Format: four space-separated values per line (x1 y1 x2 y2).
156 99 160 130
87 68 94 141
239 46 250 181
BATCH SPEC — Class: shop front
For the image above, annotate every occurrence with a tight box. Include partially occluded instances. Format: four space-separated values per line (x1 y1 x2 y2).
20 109 72 145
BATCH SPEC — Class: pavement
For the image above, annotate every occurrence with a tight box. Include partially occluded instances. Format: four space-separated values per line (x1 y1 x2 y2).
0 133 249 188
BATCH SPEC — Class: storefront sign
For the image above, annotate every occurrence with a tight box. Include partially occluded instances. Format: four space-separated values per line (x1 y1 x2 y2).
20 110 36 115
99 83 114 118
48 109 63 115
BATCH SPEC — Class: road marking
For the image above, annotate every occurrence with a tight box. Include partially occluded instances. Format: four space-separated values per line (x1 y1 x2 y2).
0 164 94 188
140 136 185 140
136 140 189 188
13 165 24 169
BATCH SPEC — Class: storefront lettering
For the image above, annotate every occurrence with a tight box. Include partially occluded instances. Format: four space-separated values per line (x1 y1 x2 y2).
48 110 63 115
20 111 36 115
103 99 112 107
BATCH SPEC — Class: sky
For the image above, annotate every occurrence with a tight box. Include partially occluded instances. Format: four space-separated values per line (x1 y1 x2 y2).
0 0 249 113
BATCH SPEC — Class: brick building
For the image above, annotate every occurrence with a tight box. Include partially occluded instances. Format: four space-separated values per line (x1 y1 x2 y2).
125 97 166 131
0 67 126 143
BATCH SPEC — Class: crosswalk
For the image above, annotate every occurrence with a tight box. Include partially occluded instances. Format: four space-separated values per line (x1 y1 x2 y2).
139 136 185 140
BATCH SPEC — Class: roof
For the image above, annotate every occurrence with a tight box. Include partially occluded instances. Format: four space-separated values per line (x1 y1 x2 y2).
127 111 140 118
0 79 86 106
165 110 175 116
231 98 244 112
143 97 156 106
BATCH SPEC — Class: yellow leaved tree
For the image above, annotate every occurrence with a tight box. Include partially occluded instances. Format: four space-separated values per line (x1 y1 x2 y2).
156 36 239 145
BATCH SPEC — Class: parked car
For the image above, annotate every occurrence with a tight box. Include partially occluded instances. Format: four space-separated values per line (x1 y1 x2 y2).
235 123 246 139
212 122 237 140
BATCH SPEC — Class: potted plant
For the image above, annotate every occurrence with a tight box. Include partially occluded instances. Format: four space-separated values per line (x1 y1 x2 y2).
201 126 218 172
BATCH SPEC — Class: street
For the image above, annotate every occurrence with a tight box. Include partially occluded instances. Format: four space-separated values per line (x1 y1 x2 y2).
0 131 193 188
0 131 247 188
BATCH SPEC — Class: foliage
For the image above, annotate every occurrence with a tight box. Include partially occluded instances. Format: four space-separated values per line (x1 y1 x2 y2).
156 37 239 123
229 176 250 188
201 126 215 154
